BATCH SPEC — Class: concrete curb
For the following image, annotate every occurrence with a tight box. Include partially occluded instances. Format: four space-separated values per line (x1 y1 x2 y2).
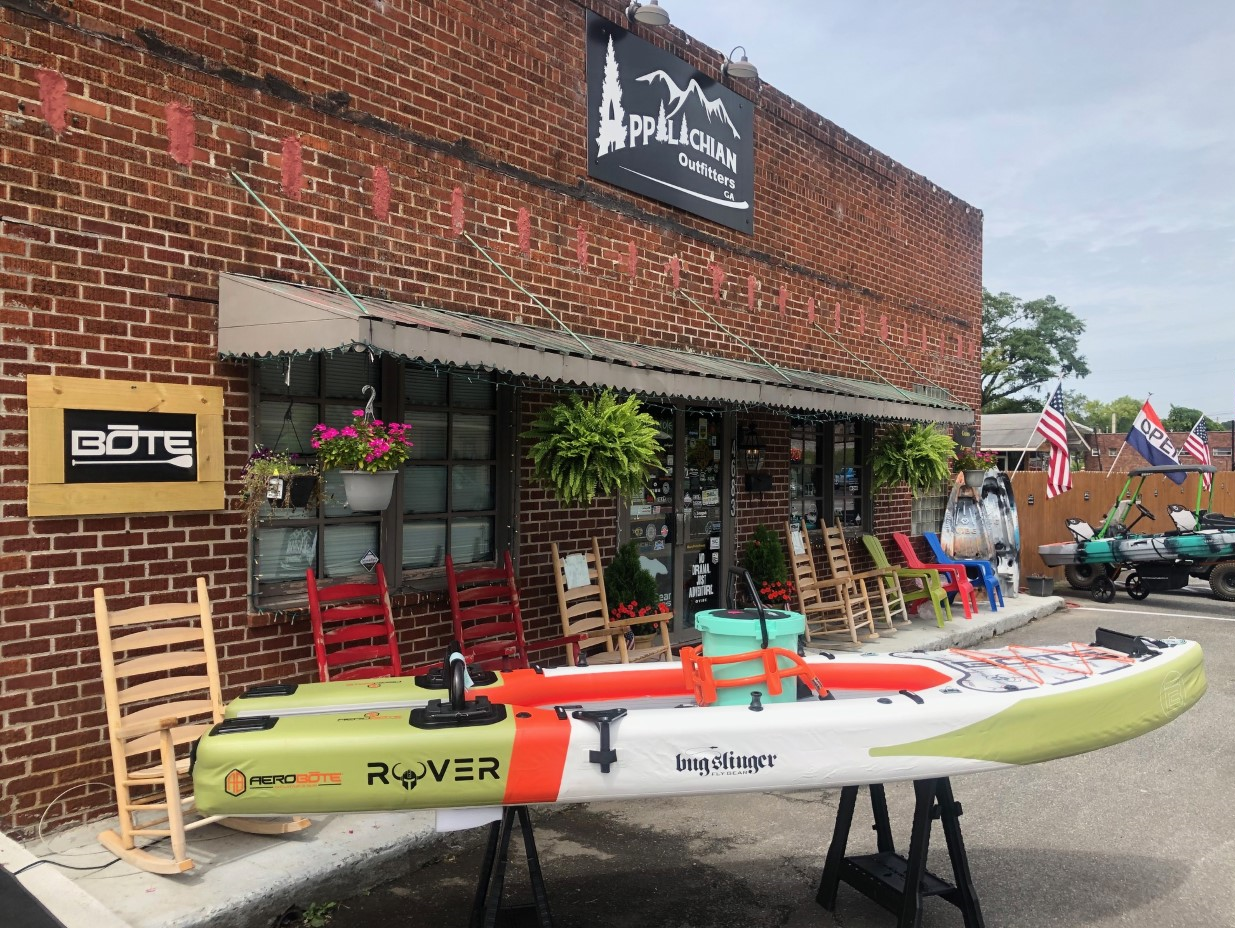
0 829 135 928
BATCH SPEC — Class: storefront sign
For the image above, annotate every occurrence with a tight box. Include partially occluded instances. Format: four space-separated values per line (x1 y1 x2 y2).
63 409 198 483
586 12 755 234
27 376 224 516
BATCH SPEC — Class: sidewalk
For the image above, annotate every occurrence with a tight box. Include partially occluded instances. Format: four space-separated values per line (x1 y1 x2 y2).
2 592 1065 928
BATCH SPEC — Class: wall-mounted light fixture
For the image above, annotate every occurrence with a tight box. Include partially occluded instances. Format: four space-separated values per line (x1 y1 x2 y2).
738 425 771 492
626 0 670 26
722 45 759 80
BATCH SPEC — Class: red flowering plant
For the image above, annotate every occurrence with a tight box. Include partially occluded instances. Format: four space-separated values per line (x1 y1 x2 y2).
311 410 413 473
757 579 796 606
950 447 997 475
610 600 672 637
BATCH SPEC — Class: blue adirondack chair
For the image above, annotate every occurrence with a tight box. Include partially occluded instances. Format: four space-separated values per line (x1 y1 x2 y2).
922 531 1004 611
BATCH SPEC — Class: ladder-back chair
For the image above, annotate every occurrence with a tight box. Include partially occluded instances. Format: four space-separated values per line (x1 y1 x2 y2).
446 551 577 670
819 522 901 634
784 523 879 648
306 564 402 681
94 579 309 874
551 539 672 664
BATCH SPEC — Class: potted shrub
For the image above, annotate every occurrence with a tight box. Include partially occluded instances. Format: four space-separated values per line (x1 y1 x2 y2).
741 524 795 607
871 424 956 497
239 447 320 519
605 540 670 638
311 410 413 511
952 447 998 488
524 390 663 506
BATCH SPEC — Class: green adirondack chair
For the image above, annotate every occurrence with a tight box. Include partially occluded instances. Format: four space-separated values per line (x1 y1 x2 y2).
860 534 952 627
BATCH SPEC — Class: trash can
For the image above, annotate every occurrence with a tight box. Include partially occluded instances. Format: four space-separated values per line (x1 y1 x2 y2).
693 607 806 705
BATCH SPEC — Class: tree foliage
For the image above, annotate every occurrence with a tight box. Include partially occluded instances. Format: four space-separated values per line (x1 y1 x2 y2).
1163 405 1223 433
981 290 1089 412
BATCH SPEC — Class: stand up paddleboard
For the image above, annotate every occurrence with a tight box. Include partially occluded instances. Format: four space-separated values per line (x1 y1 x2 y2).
192 629 1205 817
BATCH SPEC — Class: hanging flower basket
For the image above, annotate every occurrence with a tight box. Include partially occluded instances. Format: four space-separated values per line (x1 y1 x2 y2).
963 469 987 489
239 447 320 519
311 404 413 512
339 470 398 512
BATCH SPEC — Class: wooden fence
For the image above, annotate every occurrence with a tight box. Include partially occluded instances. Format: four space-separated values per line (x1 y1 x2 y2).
1010 470 1235 579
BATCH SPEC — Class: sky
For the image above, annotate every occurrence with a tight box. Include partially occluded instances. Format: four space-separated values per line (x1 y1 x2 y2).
662 0 1235 420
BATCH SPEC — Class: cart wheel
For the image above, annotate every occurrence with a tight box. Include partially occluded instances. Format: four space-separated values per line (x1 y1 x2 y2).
1091 576 1116 603
1065 564 1100 590
1125 572 1150 601
1209 562 1235 602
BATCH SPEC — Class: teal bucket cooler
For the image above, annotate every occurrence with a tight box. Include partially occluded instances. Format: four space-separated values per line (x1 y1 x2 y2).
693 607 806 705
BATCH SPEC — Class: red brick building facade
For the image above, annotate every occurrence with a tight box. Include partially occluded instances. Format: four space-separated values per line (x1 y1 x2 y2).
0 0 981 835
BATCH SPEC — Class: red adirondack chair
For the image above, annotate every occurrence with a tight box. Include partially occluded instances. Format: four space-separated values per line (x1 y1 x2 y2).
890 533 980 619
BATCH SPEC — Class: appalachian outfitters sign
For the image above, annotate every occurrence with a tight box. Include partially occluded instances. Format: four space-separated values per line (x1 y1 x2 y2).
585 12 755 234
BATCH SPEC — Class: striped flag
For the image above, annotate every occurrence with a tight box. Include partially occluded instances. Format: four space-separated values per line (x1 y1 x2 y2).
1035 383 1072 498
1183 418 1213 490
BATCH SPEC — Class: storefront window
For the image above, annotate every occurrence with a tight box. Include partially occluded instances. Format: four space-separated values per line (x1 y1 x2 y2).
251 356 508 607
789 419 873 535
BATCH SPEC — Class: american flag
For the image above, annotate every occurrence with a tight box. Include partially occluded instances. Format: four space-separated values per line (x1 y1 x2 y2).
1035 384 1072 498
1183 418 1213 490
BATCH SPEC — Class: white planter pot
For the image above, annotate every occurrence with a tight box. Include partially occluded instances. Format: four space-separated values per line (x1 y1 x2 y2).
340 470 397 511
963 469 986 489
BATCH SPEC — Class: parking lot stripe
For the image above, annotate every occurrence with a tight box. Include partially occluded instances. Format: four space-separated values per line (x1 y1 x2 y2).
1067 605 1235 623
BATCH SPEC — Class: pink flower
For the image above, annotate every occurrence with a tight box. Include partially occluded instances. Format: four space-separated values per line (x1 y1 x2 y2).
352 409 365 417
341 426 358 438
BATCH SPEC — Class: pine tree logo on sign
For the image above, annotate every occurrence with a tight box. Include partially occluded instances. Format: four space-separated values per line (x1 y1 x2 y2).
586 12 754 233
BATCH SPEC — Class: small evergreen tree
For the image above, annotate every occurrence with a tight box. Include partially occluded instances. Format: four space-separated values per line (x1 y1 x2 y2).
605 541 658 611
742 524 787 584
741 524 794 606
605 541 665 635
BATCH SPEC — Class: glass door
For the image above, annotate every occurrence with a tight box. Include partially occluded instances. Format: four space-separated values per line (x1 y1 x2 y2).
620 405 729 642
624 406 676 620
679 408 725 635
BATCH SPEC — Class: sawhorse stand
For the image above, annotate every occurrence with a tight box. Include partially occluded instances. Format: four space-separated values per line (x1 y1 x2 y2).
471 806 553 928
816 778 985 928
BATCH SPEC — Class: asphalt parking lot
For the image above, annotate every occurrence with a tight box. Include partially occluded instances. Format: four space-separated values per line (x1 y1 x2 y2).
280 588 1234 928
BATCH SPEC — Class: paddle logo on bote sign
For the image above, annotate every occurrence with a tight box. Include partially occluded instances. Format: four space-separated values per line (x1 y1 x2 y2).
64 408 198 483
585 11 755 233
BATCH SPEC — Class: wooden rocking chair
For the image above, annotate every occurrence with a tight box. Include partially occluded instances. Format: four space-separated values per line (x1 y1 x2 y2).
550 539 672 665
784 523 879 648
820 522 905 633
94 579 309 874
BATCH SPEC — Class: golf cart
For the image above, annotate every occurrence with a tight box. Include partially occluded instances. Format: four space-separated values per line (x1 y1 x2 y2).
1038 464 1235 603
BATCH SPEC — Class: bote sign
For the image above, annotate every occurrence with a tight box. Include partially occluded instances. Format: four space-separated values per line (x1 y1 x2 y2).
27 376 223 516
64 409 198 483
585 11 755 234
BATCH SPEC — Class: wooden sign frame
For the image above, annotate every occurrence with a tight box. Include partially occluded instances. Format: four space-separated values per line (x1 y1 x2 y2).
27 375 225 516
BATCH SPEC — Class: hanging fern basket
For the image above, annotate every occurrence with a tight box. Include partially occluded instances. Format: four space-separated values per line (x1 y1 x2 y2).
523 390 664 507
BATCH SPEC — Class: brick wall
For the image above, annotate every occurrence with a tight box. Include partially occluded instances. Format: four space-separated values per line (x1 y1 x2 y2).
0 0 981 834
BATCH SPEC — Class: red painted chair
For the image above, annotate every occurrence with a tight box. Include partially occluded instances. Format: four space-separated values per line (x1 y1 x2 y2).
446 551 578 670
306 564 402 681
890 533 980 619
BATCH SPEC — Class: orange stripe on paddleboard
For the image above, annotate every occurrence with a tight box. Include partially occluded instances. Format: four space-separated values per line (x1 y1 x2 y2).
504 706 572 804
481 661 952 707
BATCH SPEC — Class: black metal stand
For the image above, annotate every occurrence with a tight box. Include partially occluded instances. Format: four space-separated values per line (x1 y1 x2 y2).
470 805 553 928
816 778 984 928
